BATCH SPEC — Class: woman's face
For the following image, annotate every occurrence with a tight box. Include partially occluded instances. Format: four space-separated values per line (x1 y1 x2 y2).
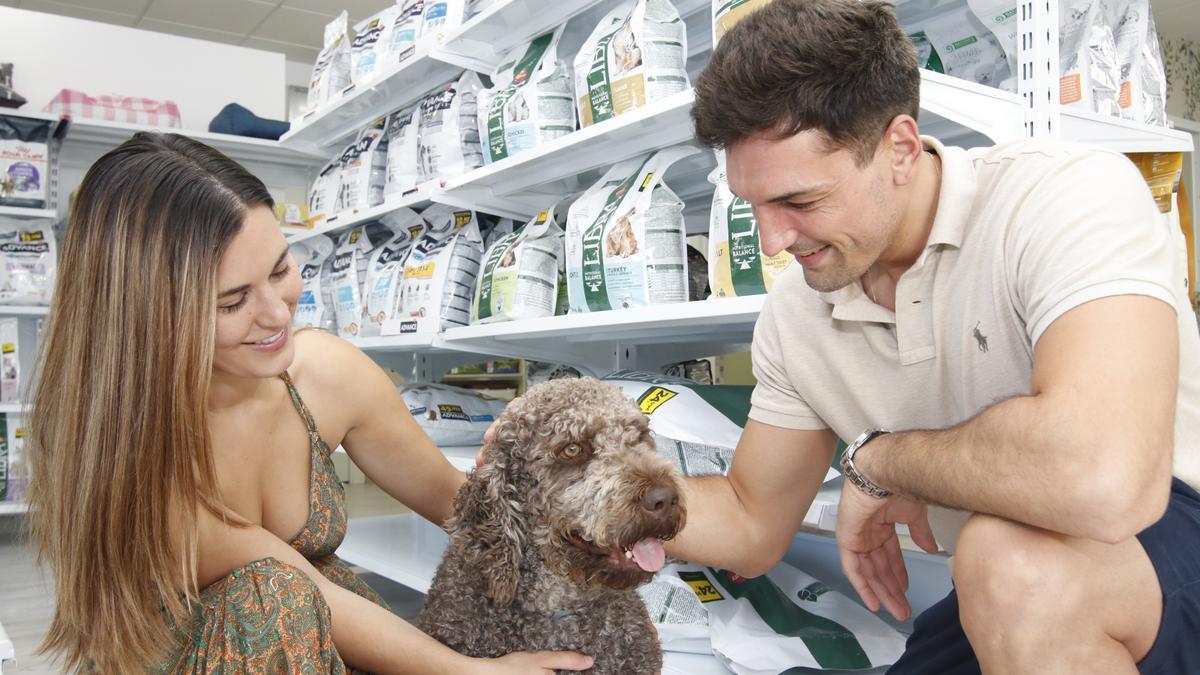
212 205 302 380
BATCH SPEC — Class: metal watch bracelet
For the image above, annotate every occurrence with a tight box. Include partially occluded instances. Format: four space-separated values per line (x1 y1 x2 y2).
840 428 893 499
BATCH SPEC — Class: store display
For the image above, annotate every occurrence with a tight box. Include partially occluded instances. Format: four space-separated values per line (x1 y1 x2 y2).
422 0 467 45
1058 0 1120 115
417 72 485 182
565 146 695 313
290 235 337 332
43 89 182 127
398 205 486 329
0 223 56 305
391 0 427 62
0 115 51 209
478 28 576 164
1112 0 1168 126
364 208 428 333
399 382 505 445
352 7 400 87
708 150 792 297
331 221 400 338
308 11 353 112
340 116 390 212
0 319 17 403
574 0 690 128
472 201 567 323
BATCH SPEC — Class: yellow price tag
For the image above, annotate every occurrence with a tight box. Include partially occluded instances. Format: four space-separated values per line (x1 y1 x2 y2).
637 387 677 414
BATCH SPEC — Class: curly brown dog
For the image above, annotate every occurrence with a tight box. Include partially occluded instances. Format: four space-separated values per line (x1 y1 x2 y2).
418 378 686 674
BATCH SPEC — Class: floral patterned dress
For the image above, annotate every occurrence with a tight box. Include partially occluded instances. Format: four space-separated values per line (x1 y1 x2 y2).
161 372 388 674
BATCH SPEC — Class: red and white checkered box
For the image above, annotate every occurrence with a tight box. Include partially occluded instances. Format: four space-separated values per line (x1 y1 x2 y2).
42 88 182 128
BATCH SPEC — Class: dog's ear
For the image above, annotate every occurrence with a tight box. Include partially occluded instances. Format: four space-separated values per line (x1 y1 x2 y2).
451 417 528 606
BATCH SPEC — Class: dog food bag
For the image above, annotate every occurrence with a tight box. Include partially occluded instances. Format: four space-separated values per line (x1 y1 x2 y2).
331 221 399 338
908 30 945 73
1058 0 1119 115
966 0 1018 80
291 235 337 332
479 27 576 164
384 105 421 198
574 0 690 128
565 145 695 313
390 0 426 63
417 72 485 182
708 150 793 297
1111 0 1168 126
647 562 907 672
308 156 343 223
399 382 506 446
712 0 774 46
472 204 567 324
399 205 486 329
916 4 1011 90
0 223 56 305
364 208 428 333
0 117 52 210
0 319 17 403
352 6 400 87
308 11 352 111
422 0 466 45
340 116 391 212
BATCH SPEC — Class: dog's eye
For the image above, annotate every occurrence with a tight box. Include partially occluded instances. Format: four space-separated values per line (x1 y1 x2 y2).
558 442 589 461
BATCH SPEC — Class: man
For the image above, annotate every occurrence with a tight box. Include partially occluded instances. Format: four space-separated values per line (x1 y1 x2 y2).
664 0 1200 672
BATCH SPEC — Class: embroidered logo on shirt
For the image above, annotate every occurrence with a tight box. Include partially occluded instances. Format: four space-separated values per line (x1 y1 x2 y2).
973 322 990 353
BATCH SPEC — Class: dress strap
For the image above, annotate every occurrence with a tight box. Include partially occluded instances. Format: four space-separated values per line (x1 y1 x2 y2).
279 371 320 437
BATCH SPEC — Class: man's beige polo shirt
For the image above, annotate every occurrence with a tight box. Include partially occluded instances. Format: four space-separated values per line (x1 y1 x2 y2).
749 136 1200 552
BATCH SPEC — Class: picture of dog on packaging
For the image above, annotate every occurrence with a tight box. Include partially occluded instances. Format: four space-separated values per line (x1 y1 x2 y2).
605 208 639 258
504 92 531 124
610 20 642 77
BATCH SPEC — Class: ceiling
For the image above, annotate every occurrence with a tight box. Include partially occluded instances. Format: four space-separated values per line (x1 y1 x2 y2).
2 0 1199 68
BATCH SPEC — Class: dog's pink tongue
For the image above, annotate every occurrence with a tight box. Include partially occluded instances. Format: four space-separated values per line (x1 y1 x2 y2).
631 538 666 572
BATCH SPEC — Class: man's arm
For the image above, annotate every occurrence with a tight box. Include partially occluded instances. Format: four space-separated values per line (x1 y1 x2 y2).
665 421 838 576
856 294 1178 544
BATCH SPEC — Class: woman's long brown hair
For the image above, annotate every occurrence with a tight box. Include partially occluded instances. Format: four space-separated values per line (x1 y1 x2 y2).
27 132 273 672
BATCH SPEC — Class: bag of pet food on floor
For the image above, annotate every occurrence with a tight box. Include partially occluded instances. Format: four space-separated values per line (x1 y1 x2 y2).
0 223 56 305
0 116 52 210
422 0 467 45
384 105 421 198
364 208 427 333
917 4 1011 90
1059 0 1119 115
479 28 576 164
308 11 352 111
417 72 485 182
331 221 400 338
574 0 689 128
340 116 390 212
399 382 506 446
645 562 907 673
472 203 567 323
708 150 792 297
1111 0 1168 126
399 205 485 329
291 235 337 332
308 156 343 222
352 6 399 87
390 0 426 63
565 146 695 313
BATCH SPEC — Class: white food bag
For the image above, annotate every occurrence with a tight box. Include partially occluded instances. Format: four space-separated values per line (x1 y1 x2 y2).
390 0 427 63
340 116 390 212
398 205 486 329
308 11 352 111
331 221 401 338
399 382 506 446
918 3 1011 90
421 0 466 45
471 202 567 323
290 235 337 332
565 145 696 313
417 72 485 182
384 106 422 197
574 0 689 128
1058 0 1120 116
352 7 399 87
1111 0 1168 126
0 223 56 306
363 208 428 333
478 27 576 164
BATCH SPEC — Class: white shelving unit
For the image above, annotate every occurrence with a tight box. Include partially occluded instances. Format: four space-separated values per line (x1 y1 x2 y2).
0 617 13 673
0 206 57 221
287 181 446 244
0 502 27 516
0 307 49 317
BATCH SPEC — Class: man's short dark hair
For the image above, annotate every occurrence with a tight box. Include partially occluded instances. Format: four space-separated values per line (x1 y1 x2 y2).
692 0 921 164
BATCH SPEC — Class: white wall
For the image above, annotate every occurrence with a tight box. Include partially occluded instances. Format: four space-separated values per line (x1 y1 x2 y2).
0 6 286 132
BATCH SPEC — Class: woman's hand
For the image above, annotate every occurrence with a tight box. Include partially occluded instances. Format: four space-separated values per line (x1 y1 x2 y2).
480 650 594 673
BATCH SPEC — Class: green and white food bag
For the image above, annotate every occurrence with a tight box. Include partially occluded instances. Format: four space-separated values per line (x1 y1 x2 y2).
574 0 689 128
966 0 1017 81
390 0 426 63
564 146 695 313
399 205 485 329
352 7 399 87
472 203 567 323
712 0 774 47
708 149 792 297
908 30 945 73
291 235 337 332
364 208 428 334
384 105 421 197
340 116 390 211
417 72 485 182
400 383 506 446
308 11 352 110
1110 0 1167 126
479 28 575 164
421 0 466 45
644 563 907 672
917 3 1011 90
1058 0 1119 115
331 221 399 338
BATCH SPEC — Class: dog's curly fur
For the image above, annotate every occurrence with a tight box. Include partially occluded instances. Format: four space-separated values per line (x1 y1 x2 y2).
418 378 686 674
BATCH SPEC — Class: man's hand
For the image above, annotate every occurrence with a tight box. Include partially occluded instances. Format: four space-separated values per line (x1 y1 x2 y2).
836 480 938 620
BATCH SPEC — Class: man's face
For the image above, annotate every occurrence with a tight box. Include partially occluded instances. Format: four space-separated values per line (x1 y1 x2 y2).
726 130 904 293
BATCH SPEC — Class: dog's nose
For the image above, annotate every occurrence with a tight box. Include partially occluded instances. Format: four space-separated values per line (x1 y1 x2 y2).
640 485 679 514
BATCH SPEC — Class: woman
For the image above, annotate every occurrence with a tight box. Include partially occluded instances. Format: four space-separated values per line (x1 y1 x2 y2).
27 133 593 673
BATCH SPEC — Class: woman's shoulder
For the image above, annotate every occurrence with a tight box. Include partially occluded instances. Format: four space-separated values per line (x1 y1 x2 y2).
288 329 372 389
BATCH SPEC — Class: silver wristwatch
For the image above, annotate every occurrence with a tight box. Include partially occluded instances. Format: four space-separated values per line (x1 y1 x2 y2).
840 428 893 499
